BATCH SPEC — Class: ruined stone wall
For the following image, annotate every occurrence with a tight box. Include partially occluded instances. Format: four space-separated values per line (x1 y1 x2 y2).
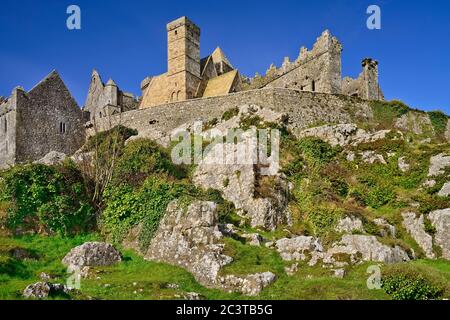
15 72 86 162
0 96 18 169
89 88 373 138
256 31 343 95
342 58 384 100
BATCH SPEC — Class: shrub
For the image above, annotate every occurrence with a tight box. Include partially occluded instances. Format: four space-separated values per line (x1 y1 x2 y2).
428 111 448 136
0 163 95 236
221 107 239 121
296 138 339 167
113 139 187 187
365 185 395 209
307 207 342 236
382 264 446 300
371 100 410 129
102 176 192 247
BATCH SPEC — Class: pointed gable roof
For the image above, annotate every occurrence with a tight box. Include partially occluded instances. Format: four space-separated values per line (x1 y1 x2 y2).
211 47 233 68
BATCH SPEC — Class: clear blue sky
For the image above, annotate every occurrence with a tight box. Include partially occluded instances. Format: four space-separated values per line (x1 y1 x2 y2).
0 0 449 113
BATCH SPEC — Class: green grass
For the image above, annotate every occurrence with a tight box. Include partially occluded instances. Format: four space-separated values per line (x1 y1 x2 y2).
1 235 450 300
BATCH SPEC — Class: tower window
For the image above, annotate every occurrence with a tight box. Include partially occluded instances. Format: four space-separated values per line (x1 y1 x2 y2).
4 118 6 133
311 80 316 92
59 122 67 134
174 30 178 35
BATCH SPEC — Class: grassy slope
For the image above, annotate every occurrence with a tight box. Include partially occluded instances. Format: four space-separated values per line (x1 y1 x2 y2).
2 235 449 300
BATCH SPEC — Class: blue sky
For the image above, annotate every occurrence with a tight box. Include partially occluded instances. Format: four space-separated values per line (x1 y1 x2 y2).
0 0 449 113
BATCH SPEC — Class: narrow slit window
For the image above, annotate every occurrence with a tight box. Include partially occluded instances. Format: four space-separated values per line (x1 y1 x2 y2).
4 118 7 133
59 122 67 134
311 80 316 92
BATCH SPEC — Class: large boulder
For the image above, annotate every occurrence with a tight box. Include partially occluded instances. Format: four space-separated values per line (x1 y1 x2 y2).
62 242 122 268
335 216 364 234
23 282 71 299
402 212 435 259
428 153 450 177
34 151 67 165
219 272 277 297
428 209 450 260
193 130 291 231
323 235 410 265
144 200 276 295
275 236 323 261
145 200 231 286
297 123 392 147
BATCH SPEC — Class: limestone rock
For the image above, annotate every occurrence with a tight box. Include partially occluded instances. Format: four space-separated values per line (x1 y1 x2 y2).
361 151 386 164
428 153 450 177
146 200 231 287
428 209 450 260
219 272 277 296
335 216 364 234
333 268 346 279
193 131 291 231
438 182 450 197
241 233 265 246
62 242 122 268
285 263 299 276
23 282 71 299
23 282 51 299
324 235 410 265
297 123 392 147
275 236 323 261
394 113 433 135
398 157 410 172
374 218 396 238
34 151 67 165
402 212 435 259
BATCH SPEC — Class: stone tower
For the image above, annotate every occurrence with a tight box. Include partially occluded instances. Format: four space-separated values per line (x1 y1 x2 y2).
167 16 202 102
104 79 118 106
361 58 380 100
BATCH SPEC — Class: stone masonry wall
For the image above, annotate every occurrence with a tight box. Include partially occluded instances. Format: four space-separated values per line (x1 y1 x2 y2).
15 71 86 163
88 88 373 138
0 95 18 169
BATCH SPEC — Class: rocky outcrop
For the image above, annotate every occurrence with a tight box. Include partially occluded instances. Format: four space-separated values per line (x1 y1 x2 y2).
394 112 433 135
297 123 392 147
23 282 71 299
428 209 450 260
219 272 277 296
335 216 364 234
402 212 435 259
323 235 410 266
62 242 122 268
428 153 450 177
34 151 67 165
193 131 291 231
146 200 231 286
275 236 323 261
438 182 450 197
361 151 387 164
398 157 410 172
144 200 275 295
374 218 396 238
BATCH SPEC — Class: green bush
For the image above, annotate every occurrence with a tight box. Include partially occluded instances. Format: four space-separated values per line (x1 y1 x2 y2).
102 176 201 250
382 264 446 300
365 185 395 209
307 207 342 236
84 125 137 152
113 139 187 187
371 100 410 129
428 111 448 136
222 107 239 121
0 163 95 236
296 138 339 167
